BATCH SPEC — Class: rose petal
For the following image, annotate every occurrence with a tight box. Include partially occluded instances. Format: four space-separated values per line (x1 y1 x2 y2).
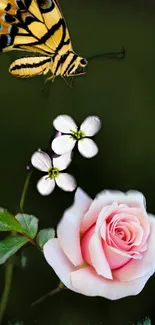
138 242 147 252
81 190 146 235
114 207 150 248
127 222 144 246
109 233 130 251
114 222 134 244
94 190 146 211
31 151 51 171
57 188 92 266
53 115 77 133
81 225 95 266
113 216 155 281
106 244 142 259
37 176 55 196
103 242 131 270
136 211 150 248
43 239 77 291
80 201 114 235
70 266 154 299
89 234 112 279
53 152 72 171
95 202 118 235
109 220 144 249
100 222 107 240
80 116 101 136
78 138 98 158
52 135 76 155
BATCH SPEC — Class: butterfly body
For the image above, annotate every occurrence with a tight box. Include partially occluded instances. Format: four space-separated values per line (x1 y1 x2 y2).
0 0 87 81
9 50 87 78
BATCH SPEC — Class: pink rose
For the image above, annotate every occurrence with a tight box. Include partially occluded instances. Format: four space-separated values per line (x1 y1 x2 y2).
44 188 155 299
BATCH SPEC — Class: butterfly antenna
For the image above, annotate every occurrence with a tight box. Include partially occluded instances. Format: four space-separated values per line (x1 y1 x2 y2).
87 46 125 62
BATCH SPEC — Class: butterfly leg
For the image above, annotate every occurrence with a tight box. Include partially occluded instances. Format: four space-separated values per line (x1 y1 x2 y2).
45 75 55 83
69 72 86 77
62 76 73 88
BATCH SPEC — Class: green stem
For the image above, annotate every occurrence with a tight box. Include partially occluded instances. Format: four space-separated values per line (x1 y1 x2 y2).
0 170 33 324
0 262 14 324
20 170 33 212
19 170 42 250
22 232 43 252
31 282 65 307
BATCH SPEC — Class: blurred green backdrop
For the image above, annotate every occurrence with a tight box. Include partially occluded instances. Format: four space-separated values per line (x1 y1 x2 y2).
0 0 155 324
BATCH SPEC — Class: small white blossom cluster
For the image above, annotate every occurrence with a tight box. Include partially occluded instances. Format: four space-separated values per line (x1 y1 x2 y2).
31 115 101 196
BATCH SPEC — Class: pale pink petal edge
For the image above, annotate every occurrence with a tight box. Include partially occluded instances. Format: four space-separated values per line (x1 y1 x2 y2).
81 190 146 234
89 234 112 279
43 238 78 292
70 266 154 299
57 188 92 266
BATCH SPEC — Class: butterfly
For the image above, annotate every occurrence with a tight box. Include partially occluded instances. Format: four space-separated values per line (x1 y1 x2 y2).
0 0 88 81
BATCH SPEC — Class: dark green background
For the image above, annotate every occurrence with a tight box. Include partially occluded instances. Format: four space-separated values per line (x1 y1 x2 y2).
0 0 155 324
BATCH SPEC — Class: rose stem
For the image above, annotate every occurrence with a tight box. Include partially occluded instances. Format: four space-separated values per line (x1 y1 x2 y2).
0 262 13 324
31 282 66 307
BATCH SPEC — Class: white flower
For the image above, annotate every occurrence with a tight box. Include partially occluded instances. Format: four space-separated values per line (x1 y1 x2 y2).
31 150 77 196
51 115 101 158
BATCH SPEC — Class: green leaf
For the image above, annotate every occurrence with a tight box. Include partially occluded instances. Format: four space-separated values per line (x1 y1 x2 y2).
36 228 55 249
15 214 38 239
0 235 28 264
0 210 23 233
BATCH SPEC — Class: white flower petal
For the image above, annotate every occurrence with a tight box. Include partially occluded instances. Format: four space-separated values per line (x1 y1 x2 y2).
37 176 55 195
53 115 77 133
53 152 72 171
80 116 101 136
78 138 98 158
31 151 51 171
56 173 77 192
52 135 76 155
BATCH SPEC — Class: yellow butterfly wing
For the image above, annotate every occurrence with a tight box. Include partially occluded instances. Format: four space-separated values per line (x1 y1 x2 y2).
36 0 73 54
0 0 73 56
0 0 50 54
